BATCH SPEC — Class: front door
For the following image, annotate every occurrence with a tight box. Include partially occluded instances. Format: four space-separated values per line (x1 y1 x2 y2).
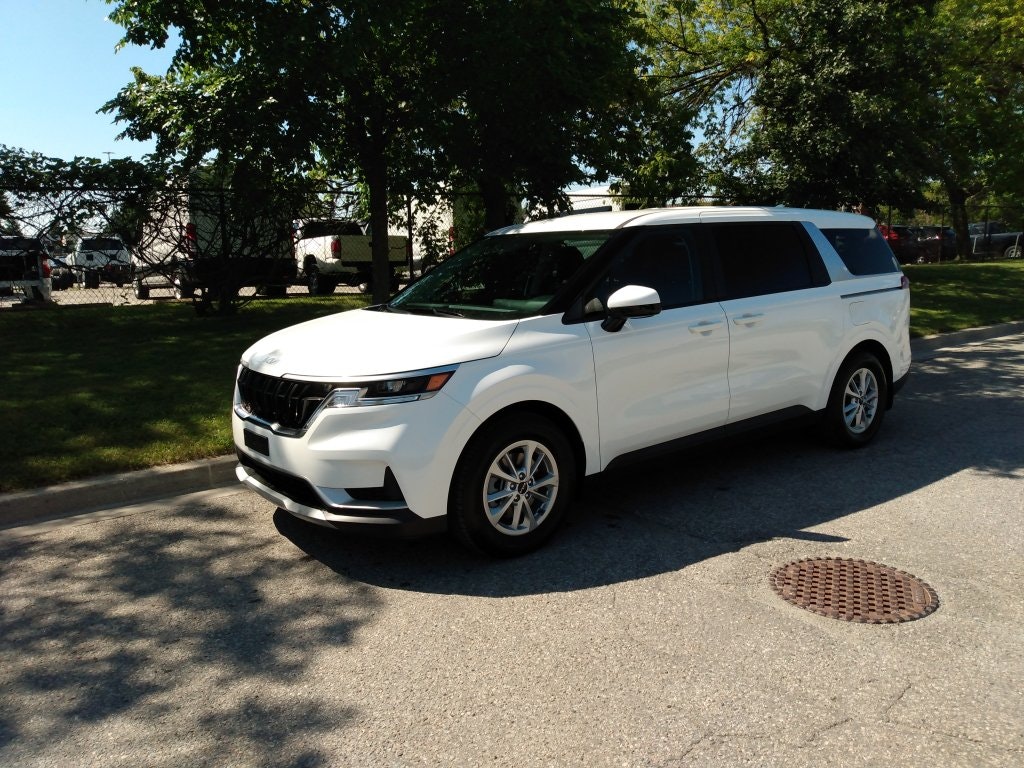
584 227 730 466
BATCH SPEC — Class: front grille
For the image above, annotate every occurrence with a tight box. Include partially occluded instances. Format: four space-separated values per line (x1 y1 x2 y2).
237 366 333 432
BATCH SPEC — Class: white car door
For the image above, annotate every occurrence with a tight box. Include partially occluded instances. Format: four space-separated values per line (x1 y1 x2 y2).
710 222 842 422
584 228 730 467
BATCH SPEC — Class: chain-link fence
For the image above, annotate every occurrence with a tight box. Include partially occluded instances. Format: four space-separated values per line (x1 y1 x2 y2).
0 182 642 312
1 180 465 312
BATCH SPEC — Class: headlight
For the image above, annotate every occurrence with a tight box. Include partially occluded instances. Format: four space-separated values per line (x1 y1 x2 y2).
325 369 456 408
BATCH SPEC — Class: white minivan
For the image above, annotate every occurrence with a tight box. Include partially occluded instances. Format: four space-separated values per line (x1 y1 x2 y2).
233 207 911 555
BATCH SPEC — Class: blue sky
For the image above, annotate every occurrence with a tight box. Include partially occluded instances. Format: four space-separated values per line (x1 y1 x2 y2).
1 0 175 160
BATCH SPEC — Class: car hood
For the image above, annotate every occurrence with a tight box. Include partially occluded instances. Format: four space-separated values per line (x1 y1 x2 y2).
241 307 519 378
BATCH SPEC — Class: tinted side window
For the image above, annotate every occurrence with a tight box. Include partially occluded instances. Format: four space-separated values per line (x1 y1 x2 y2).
589 228 706 310
712 223 815 299
821 228 898 275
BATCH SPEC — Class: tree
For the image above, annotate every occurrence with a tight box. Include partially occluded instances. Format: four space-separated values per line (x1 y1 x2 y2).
922 0 1024 253
645 0 938 210
419 0 663 229
0 145 157 245
105 1 667 300
104 0 430 304
0 193 19 235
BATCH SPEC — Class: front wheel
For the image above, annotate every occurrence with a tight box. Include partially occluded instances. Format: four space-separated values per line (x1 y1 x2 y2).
821 352 888 448
449 414 575 556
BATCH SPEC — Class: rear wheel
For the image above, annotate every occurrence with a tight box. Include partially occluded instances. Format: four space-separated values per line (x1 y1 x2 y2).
450 414 575 556
307 267 336 295
821 352 888 448
133 278 150 300
1004 244 1022 260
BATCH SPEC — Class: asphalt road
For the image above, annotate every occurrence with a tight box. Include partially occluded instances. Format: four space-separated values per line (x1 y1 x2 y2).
1 334 1022 767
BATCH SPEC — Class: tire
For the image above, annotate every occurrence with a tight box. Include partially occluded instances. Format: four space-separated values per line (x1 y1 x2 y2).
1004 244 1022 260
821 352 888 448
449 414 575 556
307 267 336 295
84 271 100 289
133 279 150 300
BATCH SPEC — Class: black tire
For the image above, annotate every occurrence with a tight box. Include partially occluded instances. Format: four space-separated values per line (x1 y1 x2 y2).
84 271 101 289
821 352 888 448
307 267 336 295
449 414 575 557
133 279 150 300
1004 244 1022 260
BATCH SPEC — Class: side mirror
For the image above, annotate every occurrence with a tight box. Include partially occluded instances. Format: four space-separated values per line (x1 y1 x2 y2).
601 284 662 332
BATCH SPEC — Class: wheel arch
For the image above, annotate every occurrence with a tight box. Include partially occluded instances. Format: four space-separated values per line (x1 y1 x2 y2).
838 339 895 408
457 400 587 496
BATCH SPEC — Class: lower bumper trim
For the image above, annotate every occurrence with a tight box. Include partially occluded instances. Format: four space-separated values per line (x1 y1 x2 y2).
235 462 446 538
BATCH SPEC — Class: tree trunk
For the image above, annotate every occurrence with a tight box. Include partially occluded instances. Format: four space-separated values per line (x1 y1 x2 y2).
365 149 391 306
945 182 970 260
480 176 513 232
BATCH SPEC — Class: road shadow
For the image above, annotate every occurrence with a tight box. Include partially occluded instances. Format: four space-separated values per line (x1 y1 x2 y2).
0 497 372 766
276 337 1024 597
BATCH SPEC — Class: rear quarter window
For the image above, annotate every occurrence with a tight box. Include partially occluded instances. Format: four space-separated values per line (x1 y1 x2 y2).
821 228 899 275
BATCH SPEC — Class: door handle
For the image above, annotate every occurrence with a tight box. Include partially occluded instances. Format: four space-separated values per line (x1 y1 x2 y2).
732 313 764 326
688 319 724 335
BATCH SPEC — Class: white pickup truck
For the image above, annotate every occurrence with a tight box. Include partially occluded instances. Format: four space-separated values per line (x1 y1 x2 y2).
295 220 408 294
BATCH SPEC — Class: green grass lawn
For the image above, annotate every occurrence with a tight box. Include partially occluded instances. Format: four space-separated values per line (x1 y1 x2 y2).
904 261 1024 337
1 260 1022 493
0 296 367 493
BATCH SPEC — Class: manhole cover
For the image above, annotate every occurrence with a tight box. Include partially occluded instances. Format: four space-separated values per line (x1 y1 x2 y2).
770 558 939 624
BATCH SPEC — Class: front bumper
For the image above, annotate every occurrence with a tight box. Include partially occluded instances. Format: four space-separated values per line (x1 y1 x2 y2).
233 377 482 531
236 451 447 538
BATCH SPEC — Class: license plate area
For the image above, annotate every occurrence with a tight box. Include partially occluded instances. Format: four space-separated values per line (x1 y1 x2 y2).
243 429 270 456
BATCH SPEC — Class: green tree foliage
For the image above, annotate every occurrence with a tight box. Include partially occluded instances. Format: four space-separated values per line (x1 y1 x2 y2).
646 0 938 210
0 145 157 243
104 0 424 302
423 0 672 228
924 0 1024 250
0 193 20 235
103 0 661 300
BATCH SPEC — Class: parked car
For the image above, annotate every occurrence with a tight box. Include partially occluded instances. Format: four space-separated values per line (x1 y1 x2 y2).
69 236 131 288
914 226 957 263
0 236 51 302
877 224 920 264
232 207 911 556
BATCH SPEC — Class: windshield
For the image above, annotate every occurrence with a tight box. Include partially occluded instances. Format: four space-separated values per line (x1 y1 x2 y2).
389 232 610 320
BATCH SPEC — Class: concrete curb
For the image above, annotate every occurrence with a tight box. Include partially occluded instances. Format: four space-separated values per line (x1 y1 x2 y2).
0 455 238 529
911 319 1024 360
2 321 1023 529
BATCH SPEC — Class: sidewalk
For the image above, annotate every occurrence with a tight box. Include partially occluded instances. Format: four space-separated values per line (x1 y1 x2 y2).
3 320 1023 529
